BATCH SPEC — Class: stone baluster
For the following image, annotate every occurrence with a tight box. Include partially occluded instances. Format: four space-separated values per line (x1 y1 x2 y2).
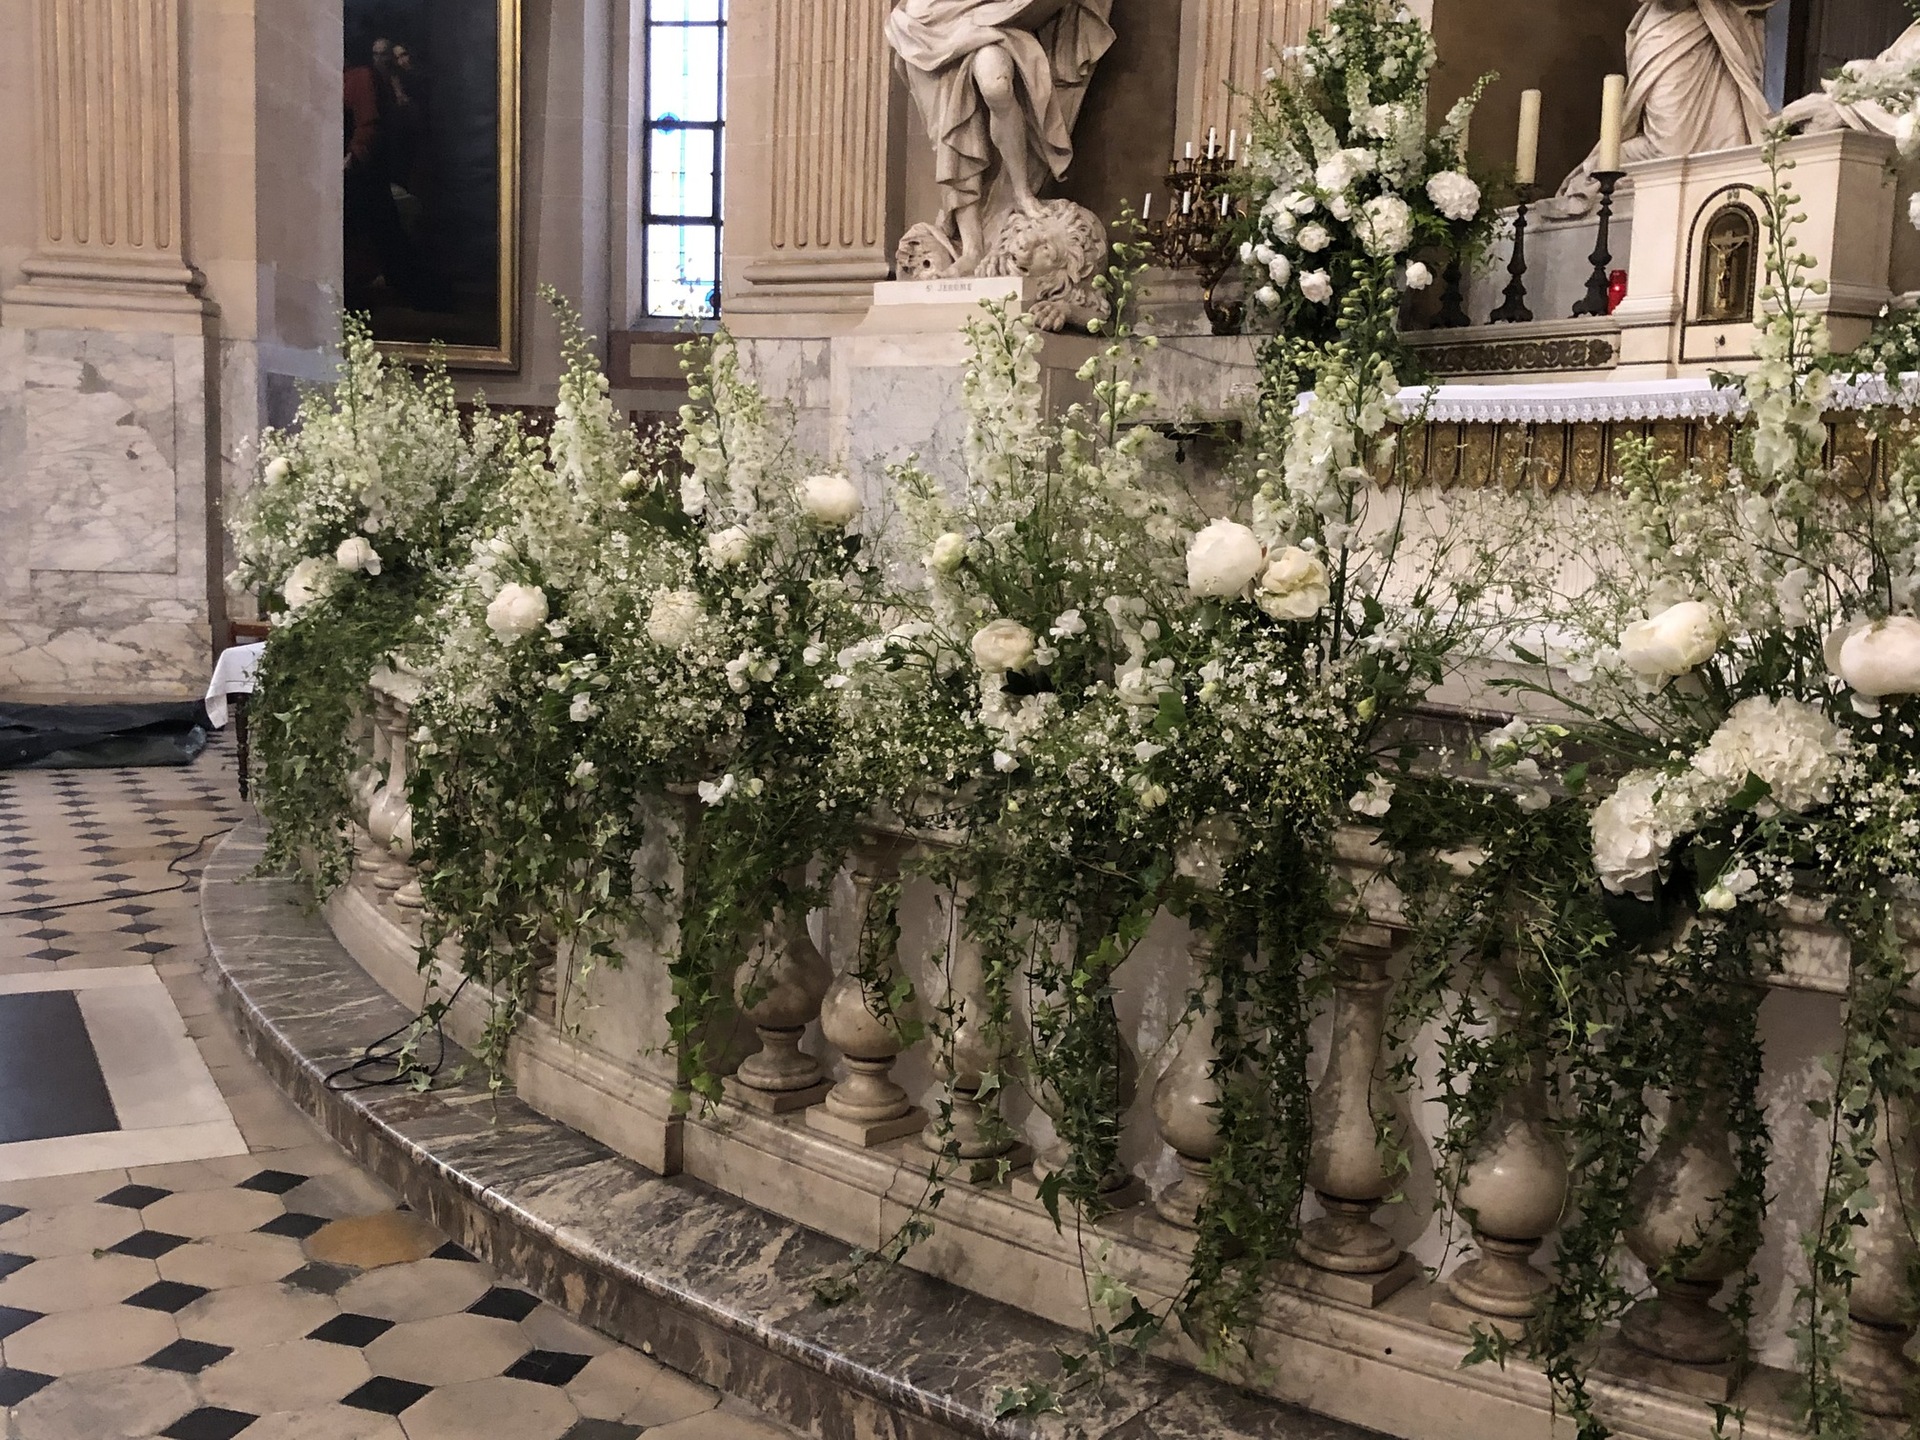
1431 956 1569 1338
1014 1001 1141 1208
923 891 1029 1182
808 844 925 1146
365 693 408 898
1151 942 1225 1230
1294 925 1417 1304
1837 1096 1920 1417
1607 1084 1757 1398
725 871 833 1114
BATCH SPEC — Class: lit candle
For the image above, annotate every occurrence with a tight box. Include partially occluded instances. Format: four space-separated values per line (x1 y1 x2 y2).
1597 73 1626 174
1208 126 1218 157
1185 140 1194 161
1227 129 1237 163
1142 192 1153 221
1219 193 1229 217
1515 88 1542 188
1182 188 1192 215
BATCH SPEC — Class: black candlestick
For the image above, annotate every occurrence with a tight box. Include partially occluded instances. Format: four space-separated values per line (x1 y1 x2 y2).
1489 188 1538 324
1436 245 1470 328
1572 170 1625 318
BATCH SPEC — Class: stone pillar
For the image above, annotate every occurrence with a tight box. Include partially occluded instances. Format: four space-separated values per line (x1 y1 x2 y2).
726 0 897 323
8 0 208 324
0 0 220 698
1177 0 1332 150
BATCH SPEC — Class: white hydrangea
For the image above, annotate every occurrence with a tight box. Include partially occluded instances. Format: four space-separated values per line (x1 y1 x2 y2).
645 588 704 650
1426 170 1482 223
1690 695 1844 815
1591 769 1717 896
1357 194 1414 258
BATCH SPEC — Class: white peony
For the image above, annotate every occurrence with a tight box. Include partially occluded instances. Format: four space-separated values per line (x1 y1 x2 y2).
1691 695 1844 815
1186 520 1266 598
645 588 704 650
334 536 382 576
971 618 1037 674
1404 261 1433 291
1426 170 1483 223
1255 285 1281 309
1298 223 1332 253
281 556 336 613
1837 616 1920 697
928 531 969 574
485 582 549 642
1267 254 1293 287
1357 194 1414 258
799 473 863 527
707 525 752 568
1299 269 1333 304
263 456 291 486
1618 600 1722 682
1256 546 1331 620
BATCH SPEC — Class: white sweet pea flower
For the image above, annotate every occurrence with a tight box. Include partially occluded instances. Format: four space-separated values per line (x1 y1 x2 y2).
1049 609 1086 639
568 693 597 723
1186 520 1266 598
645 588 704 650
1837 616 1920 697
1256 546 1331 620
707 525 752 568
1701 866 1760 912
1426 170 1482 223
1349 774 1395 818
1299 270 1334 304
281 556 337 613
971 619 1037 674
799 473 863 527
335 536 382 576
697 774 737 806
1618 600 1722 682
485 582 549 642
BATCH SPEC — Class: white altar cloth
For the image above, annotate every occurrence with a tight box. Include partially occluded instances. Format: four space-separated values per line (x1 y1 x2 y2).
204 643 264 730
1390 373 1920 426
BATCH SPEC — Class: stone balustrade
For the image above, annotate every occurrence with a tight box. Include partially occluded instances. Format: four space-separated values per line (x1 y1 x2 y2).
328 678 1910 1440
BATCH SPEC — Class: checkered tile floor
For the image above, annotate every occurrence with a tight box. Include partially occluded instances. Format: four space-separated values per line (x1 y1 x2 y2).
0 741 796 1440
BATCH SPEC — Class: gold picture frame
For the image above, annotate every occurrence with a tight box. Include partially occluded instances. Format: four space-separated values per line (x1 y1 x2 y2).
343 0 522 370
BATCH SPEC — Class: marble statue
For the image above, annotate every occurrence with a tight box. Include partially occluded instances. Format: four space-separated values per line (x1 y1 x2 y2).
886 0 1116 328
1781 20 1920 138
1553 0 1778 212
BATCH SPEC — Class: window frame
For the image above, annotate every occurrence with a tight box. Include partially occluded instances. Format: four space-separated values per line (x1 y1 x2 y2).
640 0 727 320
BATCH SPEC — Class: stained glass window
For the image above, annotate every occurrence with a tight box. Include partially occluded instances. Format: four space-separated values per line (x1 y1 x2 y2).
644 0 726 318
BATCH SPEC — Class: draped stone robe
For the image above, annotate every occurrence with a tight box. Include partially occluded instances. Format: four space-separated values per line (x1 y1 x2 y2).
1555 0 1777 210
886 0 1116 228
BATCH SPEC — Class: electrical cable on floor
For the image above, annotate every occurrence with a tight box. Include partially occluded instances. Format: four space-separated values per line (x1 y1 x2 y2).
0 824 236 918
324 974 471 1093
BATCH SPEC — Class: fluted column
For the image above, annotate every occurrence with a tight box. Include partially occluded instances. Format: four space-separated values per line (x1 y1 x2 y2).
1176 1 1333 152
729 0 896 317
1293 927 1418 1304
6 0 210 326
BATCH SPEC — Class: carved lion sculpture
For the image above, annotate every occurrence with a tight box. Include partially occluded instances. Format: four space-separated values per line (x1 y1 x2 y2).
978 200 1111 333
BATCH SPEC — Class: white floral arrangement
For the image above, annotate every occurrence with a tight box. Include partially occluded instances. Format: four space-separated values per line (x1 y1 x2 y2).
1238 0 1490 326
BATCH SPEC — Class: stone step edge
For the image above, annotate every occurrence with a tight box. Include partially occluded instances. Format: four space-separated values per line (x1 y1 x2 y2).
198 820 1372 1440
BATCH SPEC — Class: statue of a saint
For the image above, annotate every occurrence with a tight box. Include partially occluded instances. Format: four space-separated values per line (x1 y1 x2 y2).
1781 21 1920 138
1552 0 1777 212
886 0 1115 278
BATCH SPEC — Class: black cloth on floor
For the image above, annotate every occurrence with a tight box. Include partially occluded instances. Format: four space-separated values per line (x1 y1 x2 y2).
0 701 210 769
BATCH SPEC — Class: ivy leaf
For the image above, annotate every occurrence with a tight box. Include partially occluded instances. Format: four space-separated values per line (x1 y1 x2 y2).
1153 689 1187 736
1726 772 1773 812
1561 762 1589 794
1036 1170 1066 1231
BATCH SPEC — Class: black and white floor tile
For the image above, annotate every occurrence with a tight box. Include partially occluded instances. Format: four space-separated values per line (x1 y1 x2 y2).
0 741 796 1439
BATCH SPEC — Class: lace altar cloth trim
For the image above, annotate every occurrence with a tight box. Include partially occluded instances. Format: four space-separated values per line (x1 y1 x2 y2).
1389 374 1920 426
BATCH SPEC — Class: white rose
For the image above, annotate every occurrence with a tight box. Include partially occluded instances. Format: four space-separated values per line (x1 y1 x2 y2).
707 525 752 568
1300 269 1334 304
1298 223 1332 253
263 456 291 485
1115 666 1167 708
1186 520 1266 598
1426 170 1483 223
799 473 863 528
1404 261 1434 291
646 588 704 650
485 582 549 642
971 618 1037 674
1357 194 1414 258
281 556 336 613
927 531 970 575
335 536 383 576
1618 600 1722 682
1267 254 1293 287
1256 546 1331 620
1253 243 1275 265
1255 285 1281 309
1691 695 1844 814
1240 241 1257 265
1838 616 1920 697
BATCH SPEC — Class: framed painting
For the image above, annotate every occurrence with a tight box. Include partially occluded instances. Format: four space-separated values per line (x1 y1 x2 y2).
342 0 522 369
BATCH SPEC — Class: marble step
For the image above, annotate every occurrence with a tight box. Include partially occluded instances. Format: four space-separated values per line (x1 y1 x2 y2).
198 819 1384 1440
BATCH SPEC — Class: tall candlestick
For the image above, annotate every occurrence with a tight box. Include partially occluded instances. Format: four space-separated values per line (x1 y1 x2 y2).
1515 89 1542 188
1597 74 1626 174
